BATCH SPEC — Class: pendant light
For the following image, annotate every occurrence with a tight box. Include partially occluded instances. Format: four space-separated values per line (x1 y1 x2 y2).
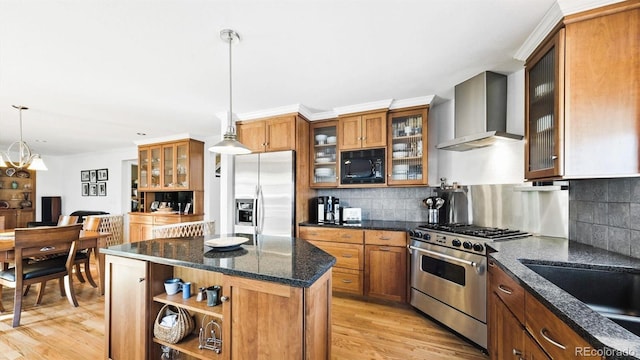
209 29 251 155
0 105 48 171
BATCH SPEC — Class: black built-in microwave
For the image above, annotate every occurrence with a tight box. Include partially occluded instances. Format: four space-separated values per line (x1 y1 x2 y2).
340 148 385 185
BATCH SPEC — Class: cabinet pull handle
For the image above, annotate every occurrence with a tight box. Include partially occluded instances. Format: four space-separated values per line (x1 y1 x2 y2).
138 277 145 283
309 232 318 236
379 236 391 240
341 279 353 284
220 296 229 303
512 349 523 356
540 328 566 350
379 247 391 251
498 284 513 295
342 254 353 258
551 155 558 160
488 260 495 267
341 234 352 238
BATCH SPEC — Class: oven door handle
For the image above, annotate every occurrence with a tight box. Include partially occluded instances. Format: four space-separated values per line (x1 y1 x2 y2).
409 245 478 268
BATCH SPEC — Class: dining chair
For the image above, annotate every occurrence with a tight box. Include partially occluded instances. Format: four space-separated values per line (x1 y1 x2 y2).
71 216 101 287
0 223 82 327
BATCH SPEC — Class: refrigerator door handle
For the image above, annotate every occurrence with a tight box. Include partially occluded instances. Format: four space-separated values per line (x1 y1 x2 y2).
258 185 265 234
253 185 259 233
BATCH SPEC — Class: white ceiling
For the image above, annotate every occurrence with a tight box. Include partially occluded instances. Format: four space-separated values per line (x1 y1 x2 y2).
0 0 607 157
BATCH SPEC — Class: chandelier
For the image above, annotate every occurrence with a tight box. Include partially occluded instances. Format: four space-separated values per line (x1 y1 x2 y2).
0 105 48 171
208 29 251 155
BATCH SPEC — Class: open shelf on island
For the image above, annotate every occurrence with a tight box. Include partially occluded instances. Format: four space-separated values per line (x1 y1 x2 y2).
153 334 223 359
153 293 223 319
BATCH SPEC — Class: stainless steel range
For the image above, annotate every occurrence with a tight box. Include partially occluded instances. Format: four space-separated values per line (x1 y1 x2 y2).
409 223 529 349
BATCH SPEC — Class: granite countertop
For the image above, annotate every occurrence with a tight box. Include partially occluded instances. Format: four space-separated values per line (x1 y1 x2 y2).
299 220 421 232
490 237 640 360
101 234 336 288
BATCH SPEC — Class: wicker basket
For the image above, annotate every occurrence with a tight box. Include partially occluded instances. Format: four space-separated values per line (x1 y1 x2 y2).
153 304 195 344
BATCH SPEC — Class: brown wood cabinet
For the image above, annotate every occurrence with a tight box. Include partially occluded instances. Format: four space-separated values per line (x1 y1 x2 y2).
338 110 387 150
138 139 203 191
310 120 339 187
387 106 429 186
301 226 364 295
488 259 602 360
236 115 296 153
128 212 204 242
105 254 331 360
301 226 407 301
0 167 36 228
525 2 640 180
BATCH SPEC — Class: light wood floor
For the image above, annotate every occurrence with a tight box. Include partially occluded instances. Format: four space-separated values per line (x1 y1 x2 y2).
0 264 488 360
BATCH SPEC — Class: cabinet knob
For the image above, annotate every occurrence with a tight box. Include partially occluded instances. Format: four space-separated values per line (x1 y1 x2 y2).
551 155 558 160
220 296 229 303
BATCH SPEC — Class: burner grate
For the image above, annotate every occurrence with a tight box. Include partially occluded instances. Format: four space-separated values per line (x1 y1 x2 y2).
418 223 529 240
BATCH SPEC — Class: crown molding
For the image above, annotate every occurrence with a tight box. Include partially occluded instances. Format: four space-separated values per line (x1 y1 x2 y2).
513 0 625 62
238 104 303 121
134 133 193 146
513 1 563 61
389 95 435 110
334 99 394 116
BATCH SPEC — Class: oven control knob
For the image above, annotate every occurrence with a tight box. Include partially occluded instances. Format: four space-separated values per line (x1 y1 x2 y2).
451 239 462 247
409 230 415 237
473 243 485 252
462 241 472 250
413 231 422 238
422 233 431 241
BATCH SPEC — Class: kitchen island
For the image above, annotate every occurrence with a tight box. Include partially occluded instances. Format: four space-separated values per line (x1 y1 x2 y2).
489 237 640 359
101 234 335 360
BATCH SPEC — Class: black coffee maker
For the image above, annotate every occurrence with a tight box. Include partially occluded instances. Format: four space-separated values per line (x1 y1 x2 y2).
315 196 340 224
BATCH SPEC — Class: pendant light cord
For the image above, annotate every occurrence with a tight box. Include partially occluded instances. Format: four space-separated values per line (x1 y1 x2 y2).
227 32 234 135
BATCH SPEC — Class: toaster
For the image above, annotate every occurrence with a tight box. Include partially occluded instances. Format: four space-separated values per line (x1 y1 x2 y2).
340 207 362 223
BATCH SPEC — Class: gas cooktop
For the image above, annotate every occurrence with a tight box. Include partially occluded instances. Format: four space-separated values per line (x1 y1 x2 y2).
417 223 530 241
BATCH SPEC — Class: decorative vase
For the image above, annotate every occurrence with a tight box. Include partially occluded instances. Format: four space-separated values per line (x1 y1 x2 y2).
20 192 32 208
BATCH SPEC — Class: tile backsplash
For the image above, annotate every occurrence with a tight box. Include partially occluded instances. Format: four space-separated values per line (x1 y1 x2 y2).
317 187 435 222
569 178 640 258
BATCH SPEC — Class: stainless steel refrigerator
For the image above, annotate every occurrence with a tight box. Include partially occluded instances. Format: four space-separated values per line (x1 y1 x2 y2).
233 150 295 237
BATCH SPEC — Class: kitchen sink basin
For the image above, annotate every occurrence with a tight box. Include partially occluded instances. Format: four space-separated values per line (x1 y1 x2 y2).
523 262 640 336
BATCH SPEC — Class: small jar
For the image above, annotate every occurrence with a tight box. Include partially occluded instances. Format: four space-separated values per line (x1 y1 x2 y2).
196 287 206 302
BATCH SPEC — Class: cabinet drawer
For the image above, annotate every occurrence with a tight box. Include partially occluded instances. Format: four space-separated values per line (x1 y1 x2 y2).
364 230 406 246
332 268 363 295
129 214 154 225
488 260 525 323
525 292 601 359
308 240 363 270
299 226 363 244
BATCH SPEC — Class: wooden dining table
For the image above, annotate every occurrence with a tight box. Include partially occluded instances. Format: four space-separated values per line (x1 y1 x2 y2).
0 229 111 295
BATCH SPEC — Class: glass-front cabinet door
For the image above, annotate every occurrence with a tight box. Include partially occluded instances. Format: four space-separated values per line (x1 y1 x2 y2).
525 29 564 180
138 147 149 190
387 107 428 186
175 142 189 189
150 146 161 189
162 144 174 188
311 120 338 187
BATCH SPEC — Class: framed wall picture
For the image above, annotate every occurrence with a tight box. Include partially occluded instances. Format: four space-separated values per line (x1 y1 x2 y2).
89 183 98 196
97 168 109 181
81 170 90 182
98 182 107 196
90 170 97 183
82 183 89 196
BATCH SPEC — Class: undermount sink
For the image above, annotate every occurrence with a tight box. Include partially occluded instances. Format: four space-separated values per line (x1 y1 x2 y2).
522 262 640 337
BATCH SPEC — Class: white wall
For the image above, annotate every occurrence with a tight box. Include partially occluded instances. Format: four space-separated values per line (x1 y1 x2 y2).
432 70 526 185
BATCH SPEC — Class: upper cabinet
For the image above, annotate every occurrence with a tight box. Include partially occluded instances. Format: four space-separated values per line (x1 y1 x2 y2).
387 106 428 186
311 120 339 187
236 115 296 153
525 2 640 180
0 167 36 228
138 139 204 191
338 110 387 150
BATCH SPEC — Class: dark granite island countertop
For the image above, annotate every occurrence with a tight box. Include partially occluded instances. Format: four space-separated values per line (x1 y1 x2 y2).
101 233 336 288
490 237 640 360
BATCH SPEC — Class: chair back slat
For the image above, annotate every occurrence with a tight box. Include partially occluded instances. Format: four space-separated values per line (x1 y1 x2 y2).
57 215 80 226
14 224 83 250
83 216 102 231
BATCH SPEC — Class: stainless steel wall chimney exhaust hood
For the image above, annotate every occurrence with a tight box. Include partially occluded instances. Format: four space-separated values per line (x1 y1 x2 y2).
437 71 523 151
